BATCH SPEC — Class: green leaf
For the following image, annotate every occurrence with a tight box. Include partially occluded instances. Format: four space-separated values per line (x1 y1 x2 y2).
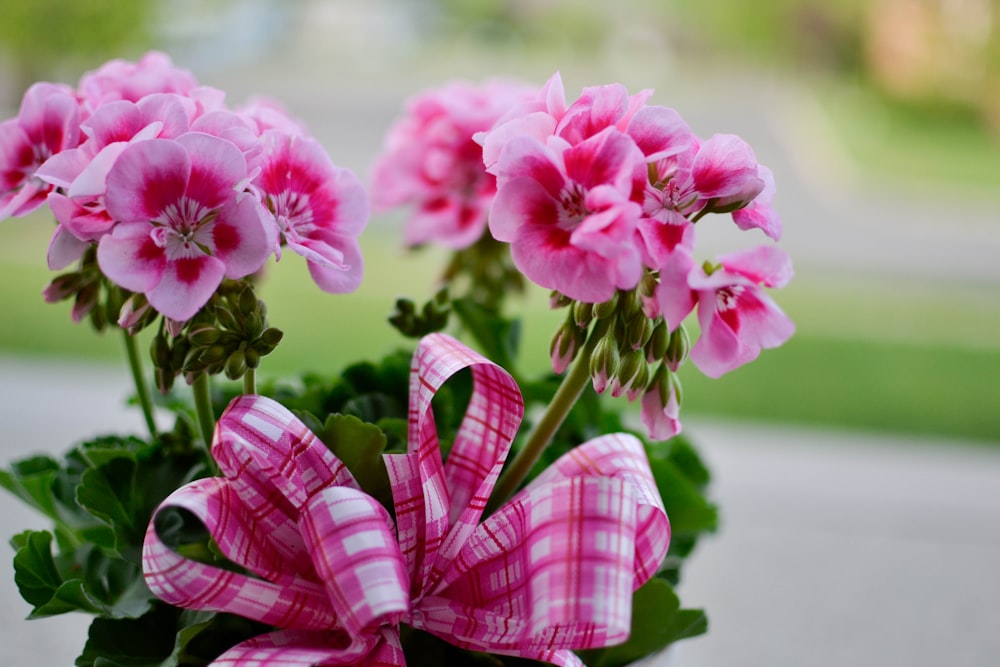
0 455 61 517
646 457 718 537
317 414 393 511
11 531 66 610
451 298 521 372
11 531 154 619
577 578 708 667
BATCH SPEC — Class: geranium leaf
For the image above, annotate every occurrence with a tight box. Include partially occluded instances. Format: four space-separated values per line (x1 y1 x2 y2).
11 531 154 619
317 414 393 511
577 578 707 667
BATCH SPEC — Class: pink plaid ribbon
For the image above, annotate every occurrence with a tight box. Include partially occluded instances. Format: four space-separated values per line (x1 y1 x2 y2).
142 333 670 667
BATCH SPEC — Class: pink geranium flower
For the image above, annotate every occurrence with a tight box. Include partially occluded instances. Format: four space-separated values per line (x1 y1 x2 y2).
0 83 81 221
489 128 647 302
371 79 535 249
36 94 195 268
78 51 199 112
97 133 276 321
255 130 368 293
688 245 795 378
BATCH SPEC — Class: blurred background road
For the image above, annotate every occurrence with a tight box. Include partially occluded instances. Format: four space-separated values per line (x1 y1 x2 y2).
1 0 998 665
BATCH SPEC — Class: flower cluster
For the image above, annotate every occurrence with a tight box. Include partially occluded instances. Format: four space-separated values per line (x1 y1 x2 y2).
1 52 368 323
375 73 795 441
370 79 535 249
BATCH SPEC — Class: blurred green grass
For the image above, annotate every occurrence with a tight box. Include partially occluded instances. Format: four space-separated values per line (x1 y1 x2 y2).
2 214 997 443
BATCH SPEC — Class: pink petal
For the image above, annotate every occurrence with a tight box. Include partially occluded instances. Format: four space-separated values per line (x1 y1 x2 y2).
46 224 88 270
626 105 693 161
147 254 226 321
105 139 190 223
176 132 248 211
488 176 559 242
212 197 275 279
718 245 793 288
301 234 364 294
691 133 764 204
97 223 165 293
68 142 129 198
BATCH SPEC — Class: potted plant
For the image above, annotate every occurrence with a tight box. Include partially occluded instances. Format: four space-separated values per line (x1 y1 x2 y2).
0 52 792 666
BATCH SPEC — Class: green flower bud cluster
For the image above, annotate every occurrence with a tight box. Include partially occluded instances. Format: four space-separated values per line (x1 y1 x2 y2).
150 280 283 392
388 287 451 338
549 271 692 413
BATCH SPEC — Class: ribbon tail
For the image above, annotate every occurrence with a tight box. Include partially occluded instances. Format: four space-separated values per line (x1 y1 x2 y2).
208 628 397 667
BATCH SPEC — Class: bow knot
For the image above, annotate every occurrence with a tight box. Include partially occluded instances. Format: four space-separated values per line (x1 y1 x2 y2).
143 333 670 667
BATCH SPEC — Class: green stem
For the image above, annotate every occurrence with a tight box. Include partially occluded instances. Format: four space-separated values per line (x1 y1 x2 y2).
191 372 215 450
122 329 157 439
487 323 604 512
243 367 256 395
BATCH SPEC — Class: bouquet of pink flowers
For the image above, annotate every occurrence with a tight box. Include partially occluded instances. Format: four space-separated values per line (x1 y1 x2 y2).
1 52 793 666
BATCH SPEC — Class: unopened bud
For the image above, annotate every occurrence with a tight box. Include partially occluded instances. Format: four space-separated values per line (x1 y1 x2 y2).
573 300 592 328
259 327 284 348
625 313 652 351
238 286 258 318
216 306 240 332
611 349 647 399
665 324 691 372
646 320 669 362
151 332 171 369
224 348 247 380
118 293 153 334
244 346 260 369
550 291 573 309
187 327 221 347
71 282 99 324
592 293 619 320
589 335 619 394
618 289 642 319
43 273 82 303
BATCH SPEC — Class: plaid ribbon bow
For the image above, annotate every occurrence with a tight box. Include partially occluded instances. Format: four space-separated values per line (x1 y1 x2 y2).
142 333 670 667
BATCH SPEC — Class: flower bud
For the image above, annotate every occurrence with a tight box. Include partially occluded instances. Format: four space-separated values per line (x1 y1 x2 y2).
618 289 642 320
645 320 669 363
589 335 619 394
216 306 240 332
71 282 99 324
118 293 153 334
550 290 573 309
591 292 619 320
42 273 82 303
625 313 652 351
259 327 284 348
224 348 247 380
238 285 258 318
151 332 171 369
244 346 260 370
573 300 592 328
665 324 691 372
610 348 647 399
187 327 221 347
549 320 580 374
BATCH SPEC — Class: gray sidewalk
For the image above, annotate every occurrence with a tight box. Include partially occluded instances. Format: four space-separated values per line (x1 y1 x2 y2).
2 357 999 666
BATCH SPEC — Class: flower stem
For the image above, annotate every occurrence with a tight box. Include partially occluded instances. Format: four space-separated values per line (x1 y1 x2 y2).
122 329 157 439
191 372 215 450
487 323 604 512
243 367 256 395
